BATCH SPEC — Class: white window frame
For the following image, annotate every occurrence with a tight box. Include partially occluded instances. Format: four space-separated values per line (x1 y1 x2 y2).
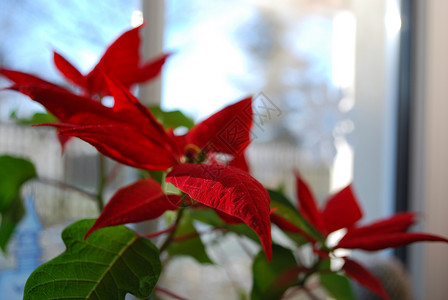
409 1 448 299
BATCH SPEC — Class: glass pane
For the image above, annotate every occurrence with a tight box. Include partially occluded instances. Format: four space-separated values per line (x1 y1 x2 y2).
161 0 403 298
0 2 141 299
0 0 141 120
163 0 359 200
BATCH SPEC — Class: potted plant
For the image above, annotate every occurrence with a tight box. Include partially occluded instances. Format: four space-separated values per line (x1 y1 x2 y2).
1 23 447 300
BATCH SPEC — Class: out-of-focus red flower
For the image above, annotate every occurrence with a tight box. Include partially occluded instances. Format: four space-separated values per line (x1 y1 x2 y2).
272 171 448 299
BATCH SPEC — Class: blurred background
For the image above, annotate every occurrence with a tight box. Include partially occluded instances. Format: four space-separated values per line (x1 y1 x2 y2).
1 0 447 299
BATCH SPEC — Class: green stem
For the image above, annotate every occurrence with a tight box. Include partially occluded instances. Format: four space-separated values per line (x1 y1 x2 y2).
303 287 321 300
299 257 322 287
36 177 97 200
96 154 106 212
159 207 185 253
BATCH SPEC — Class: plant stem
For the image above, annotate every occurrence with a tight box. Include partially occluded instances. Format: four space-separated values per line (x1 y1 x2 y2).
143 223 177 239
303 287 321 300
298 257 323 288
36 177 97 200
154 286 188 300
159 207 185 253
96 154 106 211
172 226 224 242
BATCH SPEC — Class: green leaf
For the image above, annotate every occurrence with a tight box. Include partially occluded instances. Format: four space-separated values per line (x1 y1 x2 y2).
168 210 213 264
0 155 36 251
11 111 57 125
148 106 194 129
24 219 161 300
0 155 37 212
0 195 25 251
251 244 298 300
189 208 225 227
269 189 322 243
189 208 259 243
320 272 356 300
268 189 296 211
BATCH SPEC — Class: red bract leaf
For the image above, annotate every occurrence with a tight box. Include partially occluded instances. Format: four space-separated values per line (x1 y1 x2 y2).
341 212 417 241
294 171 325 233
166 163 272 261
0 69 67 91
228 152 250 173
105 74 168 139
94 24 141 73
336 232 448 251
85 24 169 96
135 53 171 83
270 214 317 243
53 52 88 91
52 24 168 97
185 97 253 155
215 209 243 225
343 258 390 300
8 84 111 124
10 82 179 162
59 124 178 171
271 214 300 233
85 178 181 239
321 185 362 234
85 24 142 96
102 75 178 156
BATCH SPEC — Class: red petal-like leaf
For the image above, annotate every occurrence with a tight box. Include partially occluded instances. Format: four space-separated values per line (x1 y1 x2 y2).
270 213 302 234
59 124 178 171
341 212 417 241
85 178 181 239
53 51 88 91
0 69 67 91
321 185 363 234
103 74 179 156
336 232 448 251
53 25 168 97
228 152 250 173
215 209 243 225
85 24 169 96
8 84 112 124
85 24 142 95
135 53 171 83
343 258 390 300
270 214 317 243
11 82 180 168
166 163 272 260
294 171 325 233
185 97 253 155
105 74 167 137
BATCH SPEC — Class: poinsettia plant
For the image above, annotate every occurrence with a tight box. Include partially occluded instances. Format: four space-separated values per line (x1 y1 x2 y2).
1 23 448 300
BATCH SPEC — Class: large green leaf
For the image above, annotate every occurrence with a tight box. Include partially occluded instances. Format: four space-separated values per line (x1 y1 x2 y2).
148 106 194 130
0 155 36 251
167 210 213 264
320 272 356 300
24 219 161 300
251 244 298 300
0 194 25 251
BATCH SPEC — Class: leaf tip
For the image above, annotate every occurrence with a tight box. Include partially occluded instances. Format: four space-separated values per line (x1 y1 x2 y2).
84 225 97 240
